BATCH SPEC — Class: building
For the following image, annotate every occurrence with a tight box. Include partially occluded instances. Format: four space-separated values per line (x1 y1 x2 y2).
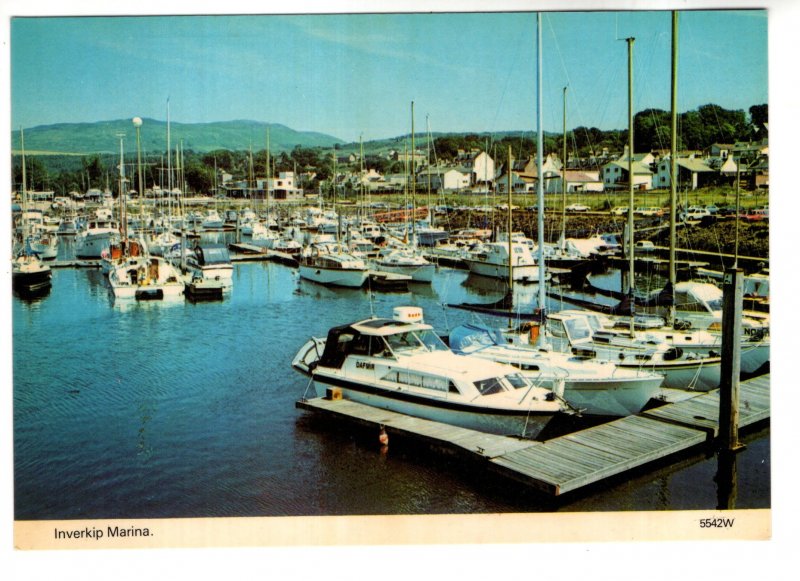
652 156 716 190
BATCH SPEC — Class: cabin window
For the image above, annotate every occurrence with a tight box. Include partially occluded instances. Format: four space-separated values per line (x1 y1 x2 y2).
384 370 447 392
473 377 506 396
505 373 528 389
386 331 421 353
448 381 460 394
564 318 592 341
675 292 706 312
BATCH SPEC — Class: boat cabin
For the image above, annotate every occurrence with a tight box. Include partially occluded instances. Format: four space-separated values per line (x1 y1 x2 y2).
192 243 231 266
317 318 448 370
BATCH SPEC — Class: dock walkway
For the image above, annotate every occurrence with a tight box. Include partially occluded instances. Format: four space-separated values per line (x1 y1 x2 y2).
296 374 769 496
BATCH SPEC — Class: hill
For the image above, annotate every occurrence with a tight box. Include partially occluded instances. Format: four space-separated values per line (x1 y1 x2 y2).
11 119 344 155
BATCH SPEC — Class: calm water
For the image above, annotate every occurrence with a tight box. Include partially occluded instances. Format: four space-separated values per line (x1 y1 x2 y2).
13 234 770 519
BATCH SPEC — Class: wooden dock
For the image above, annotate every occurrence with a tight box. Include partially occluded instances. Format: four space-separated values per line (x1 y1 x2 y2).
296 374 770 496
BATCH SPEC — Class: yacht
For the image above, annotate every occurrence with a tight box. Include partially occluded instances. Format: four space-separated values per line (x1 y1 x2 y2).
374 247 435 283
75 212 121 259
292 307 565 439
107 254 185 300
185 243 233 288
463 241 546 283
299 244 368 288
449 323 664 417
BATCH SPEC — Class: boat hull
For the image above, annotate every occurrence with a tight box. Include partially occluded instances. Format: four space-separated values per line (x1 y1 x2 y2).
311 374 554 439
463 260 542 283
299 265 368 288
557 376 664 416
374 261 435 283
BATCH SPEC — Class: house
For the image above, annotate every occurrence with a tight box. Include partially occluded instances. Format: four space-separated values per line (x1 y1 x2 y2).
417 166 471 191
265 172 304 200
513 154 562 193
455 150 495 186
709 143 735 160
495 171 532 194
555 170 603 193
602 158 653 190
652 156 716 190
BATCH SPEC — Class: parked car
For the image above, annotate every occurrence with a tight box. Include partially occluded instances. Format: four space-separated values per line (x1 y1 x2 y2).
610 206 629 216
680 206 710 221
744 208 769 222
704 204 719 215
566 203 590 212
634 240 657 252
717 205 738 216
635 207 664 217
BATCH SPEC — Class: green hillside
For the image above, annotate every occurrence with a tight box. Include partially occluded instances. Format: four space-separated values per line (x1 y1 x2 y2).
11 119 344 155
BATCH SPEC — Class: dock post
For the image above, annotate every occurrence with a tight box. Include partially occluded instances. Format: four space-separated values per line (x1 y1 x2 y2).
719 268 745 452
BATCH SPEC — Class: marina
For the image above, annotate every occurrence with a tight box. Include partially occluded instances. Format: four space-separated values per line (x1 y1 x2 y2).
8 10 776 556
12 233 771 519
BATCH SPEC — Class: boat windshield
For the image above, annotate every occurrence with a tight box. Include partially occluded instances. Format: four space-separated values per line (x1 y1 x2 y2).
504 373 529 389
473 377 507 396
385 330 431 354
564 317 593 343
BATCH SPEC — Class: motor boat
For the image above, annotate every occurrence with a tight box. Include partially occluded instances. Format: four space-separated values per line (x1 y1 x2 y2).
292 307 565 439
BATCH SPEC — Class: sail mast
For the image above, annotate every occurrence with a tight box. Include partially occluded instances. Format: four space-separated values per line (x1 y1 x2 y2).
507 145 513 295
626 36 636 338
561 86 567 250
411 101 416 247
535 12 546 332
669 11 679 327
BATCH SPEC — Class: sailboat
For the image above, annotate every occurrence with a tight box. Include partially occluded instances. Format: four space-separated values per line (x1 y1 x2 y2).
106 129 184 300
449 15 665 415
12 128 52 297
373 104 436 283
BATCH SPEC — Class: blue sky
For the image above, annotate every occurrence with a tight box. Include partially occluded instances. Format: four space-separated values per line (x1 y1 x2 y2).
9 9 768 143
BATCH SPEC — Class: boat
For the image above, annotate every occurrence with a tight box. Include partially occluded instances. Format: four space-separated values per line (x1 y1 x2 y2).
540 310 722 391
449 322 664 416
292 307 565 439
107 254 185 299
201 209 225 230
75 210 121 259
185 243 233 288
555 308 770 376
298 243 369 288
373 247 435 283
463 241 545 283
12 129 52 297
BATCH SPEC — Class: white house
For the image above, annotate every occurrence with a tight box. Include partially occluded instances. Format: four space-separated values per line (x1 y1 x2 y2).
456 150 495 186
602 159 653 190
554 170 604 193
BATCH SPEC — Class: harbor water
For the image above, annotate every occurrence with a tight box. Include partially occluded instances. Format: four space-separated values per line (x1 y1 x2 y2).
13 233 770 520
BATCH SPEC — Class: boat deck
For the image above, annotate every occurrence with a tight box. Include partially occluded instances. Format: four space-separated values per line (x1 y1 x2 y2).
296 373 770 496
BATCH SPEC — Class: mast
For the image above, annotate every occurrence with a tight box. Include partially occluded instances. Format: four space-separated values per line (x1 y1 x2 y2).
626 36 636 338
535 12 546 337
118 133 127 246
134 117 143 223
668 11 679 327
507 145 513 293
561 86 568 250
167 98 172 220
20 128 28 243
266 127 271 221
411 101 416 247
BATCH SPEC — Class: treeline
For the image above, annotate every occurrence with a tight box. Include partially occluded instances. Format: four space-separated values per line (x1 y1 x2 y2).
12 102 767 196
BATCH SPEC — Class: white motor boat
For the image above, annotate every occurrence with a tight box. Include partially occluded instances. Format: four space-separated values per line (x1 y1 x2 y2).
75 215 121 259
540 311 722 392
463 241 546 283
299 244 368 288
374 247 435 283
185 243 233 288
557 309 770 376
292 307 565 439
201 209 225 230
449 323 664 417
